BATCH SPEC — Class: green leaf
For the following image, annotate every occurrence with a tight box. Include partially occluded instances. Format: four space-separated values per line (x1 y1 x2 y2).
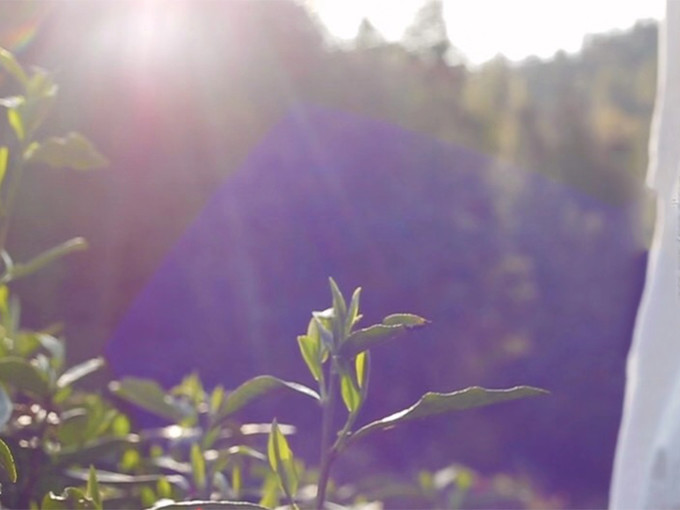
0 146 8 187
147 501 269 510
0 385 11 430
0 284 8 314
190 443 206 490
209 385 225 416
382 313 429 327
297 333 322 382
259 472 279 508
57 409 90 446
340 370 361 413
232 464 242 498
57 357 105 389
109 377 191 422
86 465 102 510
42 488 97 509
7 107 24 141
215 375 319 423
0 47 28 85
339 314 429 358
172 373 205 405
267 419 298 499
329 277 347 332
346 287 362 334
4 237 88 283
348 386 548 444
0 438 17 483
355 351 367 388
24 132 108 170
0 357 49 397
157 476 173 499
111 414 130 436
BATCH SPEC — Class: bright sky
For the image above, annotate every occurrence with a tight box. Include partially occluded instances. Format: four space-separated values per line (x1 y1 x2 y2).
309 0 664 64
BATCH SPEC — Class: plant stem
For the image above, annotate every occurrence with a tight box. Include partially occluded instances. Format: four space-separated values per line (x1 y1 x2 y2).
315 359 338 510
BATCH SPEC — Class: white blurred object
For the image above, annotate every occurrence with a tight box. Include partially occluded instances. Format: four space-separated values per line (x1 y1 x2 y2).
610 2 680 508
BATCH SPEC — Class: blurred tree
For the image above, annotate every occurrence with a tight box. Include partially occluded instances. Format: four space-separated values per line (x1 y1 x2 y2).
355 18 386 49
401 0 457 65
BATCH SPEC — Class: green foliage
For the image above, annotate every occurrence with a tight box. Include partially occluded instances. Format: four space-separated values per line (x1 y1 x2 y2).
214 376 320 424
42 488 99 510
0 45 548 510
266 419 298 505
348 386 547 444
24 132 108 170
0 437 17 483
109 377 192 423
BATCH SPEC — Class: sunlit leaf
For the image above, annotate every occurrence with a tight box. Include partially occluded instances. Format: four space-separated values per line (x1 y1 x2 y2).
267 419 298 498
259 472 279 508
57 357 104 389
382 313 429 327
157 476 173 499
190 443 206 490
312 308 335 350
111 414 130 436
172 372 204 405
109 377 191 422
215 375 319 423
232 464 242 498
0 438 17 483
7 108 24 141
0 47 28 85
147 501 269 510
329 277 347 339
0 357 49 397
346 286 362 333
297 333 322 381
120 449 141 471
209 385 225 416
86 465 102 510
0 146 8 187
355 351 367 388
339 314 429 358
25 132 108 170
348 386 548 444
340 371 361 413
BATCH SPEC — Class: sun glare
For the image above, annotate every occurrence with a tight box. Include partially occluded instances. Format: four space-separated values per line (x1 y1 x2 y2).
93 2 190 69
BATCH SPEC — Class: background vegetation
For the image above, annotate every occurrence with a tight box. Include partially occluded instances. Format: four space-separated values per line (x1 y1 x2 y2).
0 1 657 507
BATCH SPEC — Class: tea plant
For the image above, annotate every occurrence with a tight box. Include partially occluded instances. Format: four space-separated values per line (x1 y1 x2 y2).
0 46 547 509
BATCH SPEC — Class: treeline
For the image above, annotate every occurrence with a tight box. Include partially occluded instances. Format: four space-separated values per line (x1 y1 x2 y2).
315 4 657 206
